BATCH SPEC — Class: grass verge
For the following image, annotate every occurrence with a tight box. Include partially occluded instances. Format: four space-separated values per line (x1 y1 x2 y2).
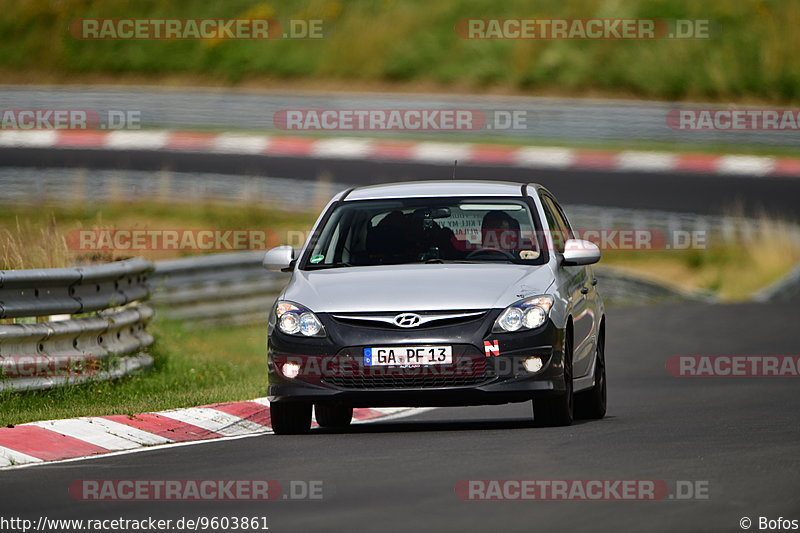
600 216 800 300
1 0 798 104
0 201 318 269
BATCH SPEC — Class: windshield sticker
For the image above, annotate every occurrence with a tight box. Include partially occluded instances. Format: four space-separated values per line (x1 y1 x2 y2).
520 250 539 260
310 254 324 264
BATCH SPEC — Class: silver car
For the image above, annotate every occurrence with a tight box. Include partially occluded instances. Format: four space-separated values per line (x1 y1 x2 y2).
263 180 606 434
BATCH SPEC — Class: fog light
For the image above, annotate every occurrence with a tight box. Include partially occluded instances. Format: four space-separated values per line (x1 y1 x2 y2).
281 362 301 379
523 356 544 373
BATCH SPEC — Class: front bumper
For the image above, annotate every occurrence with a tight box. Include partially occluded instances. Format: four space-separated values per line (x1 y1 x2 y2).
267 310 567 407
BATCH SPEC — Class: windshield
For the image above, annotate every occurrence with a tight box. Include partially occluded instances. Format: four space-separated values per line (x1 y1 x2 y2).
301 197 545 269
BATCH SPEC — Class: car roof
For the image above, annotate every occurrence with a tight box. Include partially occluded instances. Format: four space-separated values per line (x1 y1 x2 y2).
343 180 535 201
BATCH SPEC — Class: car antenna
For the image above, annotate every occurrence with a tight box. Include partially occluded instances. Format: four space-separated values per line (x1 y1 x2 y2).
452 159 458 180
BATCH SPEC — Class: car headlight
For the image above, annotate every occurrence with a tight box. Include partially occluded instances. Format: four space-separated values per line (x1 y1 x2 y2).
275 301 326 337
493 295 554 333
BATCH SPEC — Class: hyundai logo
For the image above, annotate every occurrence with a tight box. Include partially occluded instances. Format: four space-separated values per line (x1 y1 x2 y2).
393 313 422 328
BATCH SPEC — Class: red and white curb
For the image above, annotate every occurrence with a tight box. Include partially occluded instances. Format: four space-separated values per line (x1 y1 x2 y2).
1 129 798 177
0 399 427 469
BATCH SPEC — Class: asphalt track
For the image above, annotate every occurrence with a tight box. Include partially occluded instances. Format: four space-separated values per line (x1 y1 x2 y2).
2 301 798 533
2 147 800 218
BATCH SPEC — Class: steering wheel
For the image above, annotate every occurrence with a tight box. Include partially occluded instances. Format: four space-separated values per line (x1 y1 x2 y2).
465 248 516 261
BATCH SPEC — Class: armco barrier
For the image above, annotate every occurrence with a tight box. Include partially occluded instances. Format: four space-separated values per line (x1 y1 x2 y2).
0 258 151 319
0 258 154 391
593 265 716 306
149 251 288 326
754 263 800 302
2 86 799 148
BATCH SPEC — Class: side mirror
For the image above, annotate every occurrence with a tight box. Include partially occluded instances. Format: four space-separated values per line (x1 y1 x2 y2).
562 239 600 266
263 245 296 272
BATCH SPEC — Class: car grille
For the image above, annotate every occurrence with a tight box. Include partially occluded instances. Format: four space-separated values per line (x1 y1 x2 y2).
330 309 488 329
321 359 494 389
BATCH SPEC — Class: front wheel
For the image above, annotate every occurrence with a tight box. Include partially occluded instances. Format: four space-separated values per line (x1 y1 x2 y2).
533 329 573 427
574 328 607 420
315 404 353 429
270 402 312 435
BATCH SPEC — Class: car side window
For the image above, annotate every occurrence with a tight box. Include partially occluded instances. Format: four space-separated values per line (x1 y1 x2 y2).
540 195 570 253
549 196 574 238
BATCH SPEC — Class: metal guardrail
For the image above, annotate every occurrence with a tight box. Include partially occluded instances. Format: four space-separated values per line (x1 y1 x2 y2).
0 259 155 391
149 251 288 326
2 86 799 148
594 266 716 306
566 205 800 248
0 257 151 319
0 252 285 391
754 264 800 302
569 205 800 302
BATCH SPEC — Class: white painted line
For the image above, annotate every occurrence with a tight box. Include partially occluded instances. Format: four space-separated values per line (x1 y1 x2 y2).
84 417 173 446
30 419 140 451
616 151 677 172
105 131 169 150
211 133 270 154
156 407 268 437
0 446 43 467
513 146 575 168
411 142 472 164
311 138 374 159
0 130 58 147
717 155 775 176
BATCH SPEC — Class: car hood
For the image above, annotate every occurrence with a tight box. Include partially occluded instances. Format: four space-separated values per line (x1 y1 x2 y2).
282 263 554 313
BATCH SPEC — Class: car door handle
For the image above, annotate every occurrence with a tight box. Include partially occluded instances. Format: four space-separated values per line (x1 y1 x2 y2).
591 278 597 286
580 287 589 294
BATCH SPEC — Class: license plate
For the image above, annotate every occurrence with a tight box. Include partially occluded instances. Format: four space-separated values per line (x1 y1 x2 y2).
364 346 452 366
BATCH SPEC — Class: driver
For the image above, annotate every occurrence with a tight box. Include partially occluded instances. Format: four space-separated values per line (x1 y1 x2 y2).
481 211 520 252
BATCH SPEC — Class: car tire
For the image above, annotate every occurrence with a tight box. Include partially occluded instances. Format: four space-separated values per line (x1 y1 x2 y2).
270 402 312 435
574 326 607 420
315 404 353 429
533 328 574 427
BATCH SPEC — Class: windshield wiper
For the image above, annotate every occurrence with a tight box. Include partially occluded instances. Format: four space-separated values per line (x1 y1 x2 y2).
306 261 354 270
